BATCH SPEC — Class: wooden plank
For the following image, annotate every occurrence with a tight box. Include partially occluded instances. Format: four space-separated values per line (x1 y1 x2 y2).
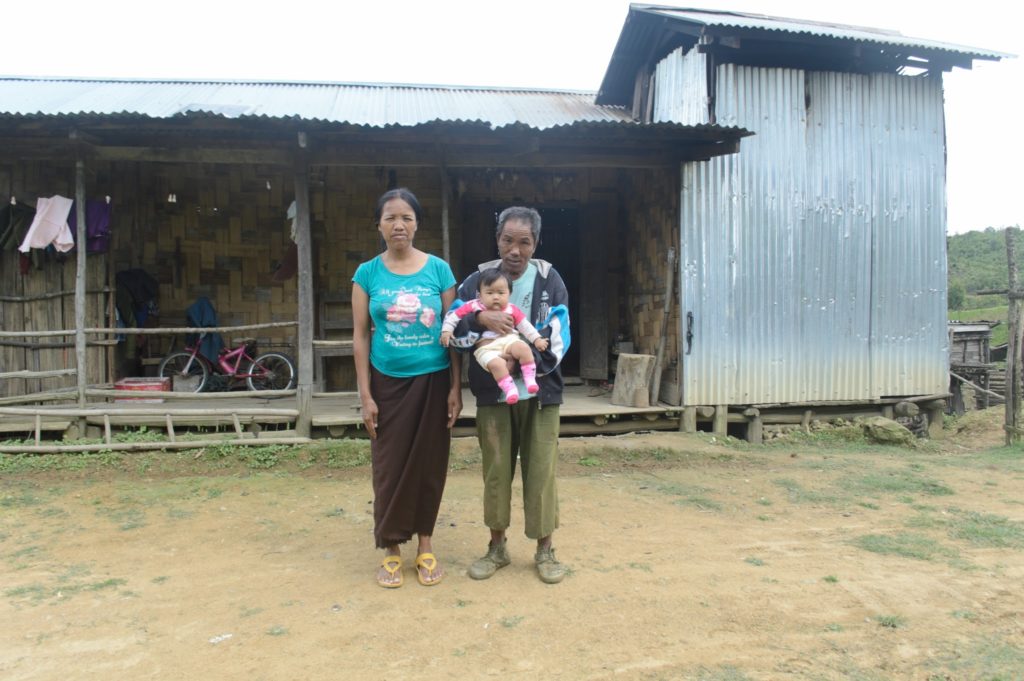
0 437 312 454
580 202 610 380
74 158 87 413
712 405 728 436
294 151 314 438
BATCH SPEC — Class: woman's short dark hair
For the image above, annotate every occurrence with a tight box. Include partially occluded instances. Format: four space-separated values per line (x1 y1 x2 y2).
374 188 423 225
478 268 513 292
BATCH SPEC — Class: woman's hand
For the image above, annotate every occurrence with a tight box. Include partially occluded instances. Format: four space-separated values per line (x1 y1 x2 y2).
447 387 462 429
477 309 515 335
361 397 379 439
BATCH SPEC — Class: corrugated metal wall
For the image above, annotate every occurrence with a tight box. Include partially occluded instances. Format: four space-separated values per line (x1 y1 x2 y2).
659 50 949 405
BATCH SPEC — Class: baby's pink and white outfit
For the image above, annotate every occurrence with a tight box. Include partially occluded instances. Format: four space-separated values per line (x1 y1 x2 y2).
442 299 543 404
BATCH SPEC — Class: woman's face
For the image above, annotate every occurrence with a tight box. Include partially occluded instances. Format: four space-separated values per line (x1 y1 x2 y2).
378 198 418 248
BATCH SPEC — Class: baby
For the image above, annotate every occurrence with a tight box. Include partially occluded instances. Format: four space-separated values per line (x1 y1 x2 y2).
440 268 549 404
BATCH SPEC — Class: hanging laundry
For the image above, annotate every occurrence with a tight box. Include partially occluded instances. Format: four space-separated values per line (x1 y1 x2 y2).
67 199 112 253
18 195 74 253
0 200 42 272
272 200 298 282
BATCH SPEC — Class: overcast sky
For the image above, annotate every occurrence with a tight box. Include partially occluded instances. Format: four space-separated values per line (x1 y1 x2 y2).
5 0 1019 235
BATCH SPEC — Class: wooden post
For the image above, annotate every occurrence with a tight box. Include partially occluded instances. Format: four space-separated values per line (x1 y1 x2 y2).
712 405 727 437
1005 228 1021 445
74 158 88 434
293 135 313 438
440 165 451 264
649 247 676 406
744 407 762 444
680 406 697 433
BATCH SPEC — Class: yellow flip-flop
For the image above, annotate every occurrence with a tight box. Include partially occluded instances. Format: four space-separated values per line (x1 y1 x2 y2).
378 555 403 588
415 552 443 586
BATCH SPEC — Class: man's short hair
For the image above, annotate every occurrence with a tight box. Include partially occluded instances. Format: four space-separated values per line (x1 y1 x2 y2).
496 206 541 242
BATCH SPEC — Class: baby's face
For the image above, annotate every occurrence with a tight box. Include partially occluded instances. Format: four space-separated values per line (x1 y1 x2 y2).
479 279 510 311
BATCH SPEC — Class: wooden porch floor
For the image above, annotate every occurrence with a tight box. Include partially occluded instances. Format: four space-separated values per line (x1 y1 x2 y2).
0 386 680 440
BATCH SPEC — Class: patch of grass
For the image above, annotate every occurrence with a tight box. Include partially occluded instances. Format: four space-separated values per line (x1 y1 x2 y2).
946 510 1024 549
577 456 601 467
756 515 771 521
823 575 838 583
875 614 905 629
240 606 264 618
772 478 837 505
627 562 652 572
309 440 371 469
951 610 976 621
845 469 954 498
824 623 844 632
852 532 955 562
499 615 523 628
689 666 753 681
167 508 194 520
930 636 1024 679
858 502 880 510
151 576 170 584
744 556 765 567
756 497 772 506
657 483 722 511
324 507 345 518
455 599 471 608
266 625 288 636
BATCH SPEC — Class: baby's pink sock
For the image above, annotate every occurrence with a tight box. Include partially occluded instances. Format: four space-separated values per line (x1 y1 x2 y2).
521 362 539 394
498 375 519 404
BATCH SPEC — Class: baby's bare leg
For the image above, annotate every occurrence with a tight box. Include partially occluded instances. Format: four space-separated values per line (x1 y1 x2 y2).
486 357 511 382
506 339 534 366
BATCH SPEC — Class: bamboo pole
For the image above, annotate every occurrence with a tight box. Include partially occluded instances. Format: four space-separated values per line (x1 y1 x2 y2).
440 165 451 264
293 145 313 438
84 388 296 400
0 437 312 455
0 287 111 303
0 321 298 339
0 369 78 380
0 407 299 417
75 159 87 413
649 247 676 406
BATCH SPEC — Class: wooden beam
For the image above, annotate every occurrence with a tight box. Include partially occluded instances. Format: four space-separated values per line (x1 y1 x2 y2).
293 140 314 438
74 158 87 413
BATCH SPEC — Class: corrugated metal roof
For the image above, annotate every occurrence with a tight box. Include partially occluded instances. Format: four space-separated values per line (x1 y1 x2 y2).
634 5 1012 60
0 77 637 130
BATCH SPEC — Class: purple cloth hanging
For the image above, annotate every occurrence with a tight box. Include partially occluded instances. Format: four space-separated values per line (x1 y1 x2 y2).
67 199 112 253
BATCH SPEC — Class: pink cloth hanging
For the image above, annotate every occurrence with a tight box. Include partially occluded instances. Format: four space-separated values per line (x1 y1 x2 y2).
18 195 75 253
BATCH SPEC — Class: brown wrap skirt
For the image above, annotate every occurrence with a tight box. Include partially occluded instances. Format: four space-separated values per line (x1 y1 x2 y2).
370 366 451 549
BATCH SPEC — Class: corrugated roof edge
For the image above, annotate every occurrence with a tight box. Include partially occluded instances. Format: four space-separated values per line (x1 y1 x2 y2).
0 74 604 96
0 110 750 134
632 4 1015 59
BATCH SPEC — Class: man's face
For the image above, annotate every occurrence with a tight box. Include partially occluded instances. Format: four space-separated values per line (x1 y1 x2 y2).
496 219 536 278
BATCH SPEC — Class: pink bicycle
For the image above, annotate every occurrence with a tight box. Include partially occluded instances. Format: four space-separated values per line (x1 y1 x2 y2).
158 336 296 393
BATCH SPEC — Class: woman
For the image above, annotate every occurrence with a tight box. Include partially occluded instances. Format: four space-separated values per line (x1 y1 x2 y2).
352 188 462 588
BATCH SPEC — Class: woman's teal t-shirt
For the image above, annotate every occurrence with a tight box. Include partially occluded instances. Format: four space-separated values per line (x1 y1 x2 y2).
352 254 455 378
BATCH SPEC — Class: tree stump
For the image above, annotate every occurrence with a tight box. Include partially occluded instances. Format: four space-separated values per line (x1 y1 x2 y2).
611 353 655 408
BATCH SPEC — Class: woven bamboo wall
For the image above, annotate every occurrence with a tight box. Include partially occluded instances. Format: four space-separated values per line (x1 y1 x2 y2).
3 160 665 394
623 167 681 403
1 162 111 398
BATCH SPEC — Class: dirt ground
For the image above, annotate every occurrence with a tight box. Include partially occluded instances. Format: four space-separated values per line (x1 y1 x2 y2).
1 410 1023 680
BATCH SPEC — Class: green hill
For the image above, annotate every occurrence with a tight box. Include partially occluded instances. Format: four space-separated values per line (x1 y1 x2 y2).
947 227 1024 309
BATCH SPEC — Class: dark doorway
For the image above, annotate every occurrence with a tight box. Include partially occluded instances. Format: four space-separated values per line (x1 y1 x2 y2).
459 203 582 378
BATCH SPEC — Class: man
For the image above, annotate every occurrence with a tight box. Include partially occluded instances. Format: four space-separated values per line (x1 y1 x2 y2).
450 206 570 584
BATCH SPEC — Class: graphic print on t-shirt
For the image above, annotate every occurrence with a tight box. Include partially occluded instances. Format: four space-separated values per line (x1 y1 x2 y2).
378 286 440 349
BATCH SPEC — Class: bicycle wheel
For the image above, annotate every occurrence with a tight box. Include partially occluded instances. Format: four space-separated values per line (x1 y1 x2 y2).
247 352 296 391
158 351 210 392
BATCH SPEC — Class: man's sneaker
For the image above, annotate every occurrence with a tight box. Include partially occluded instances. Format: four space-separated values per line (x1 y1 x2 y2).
467 540 511 580
534 545 566 584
